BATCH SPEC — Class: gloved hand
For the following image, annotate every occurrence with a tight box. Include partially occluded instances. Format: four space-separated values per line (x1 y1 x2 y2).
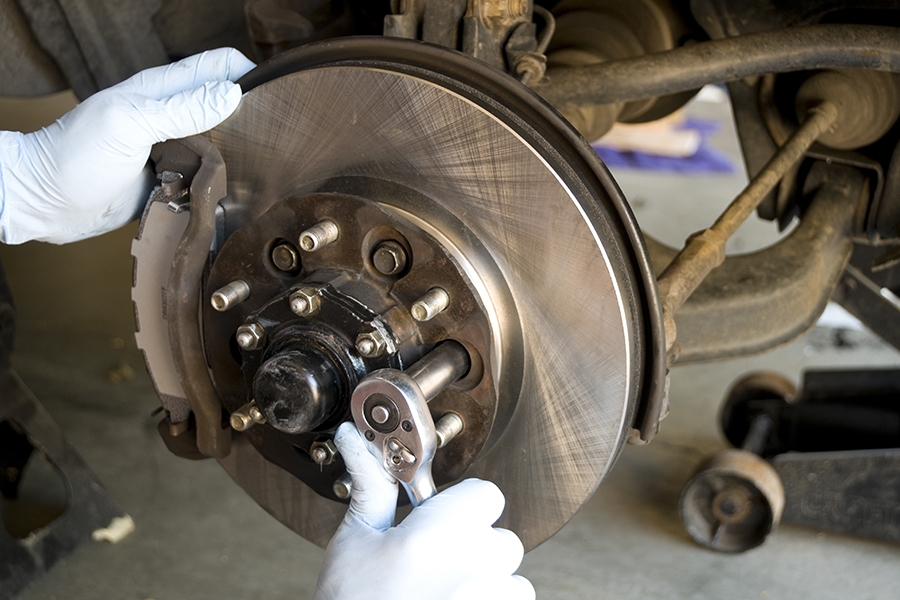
315 422 536 600
0 48 255 245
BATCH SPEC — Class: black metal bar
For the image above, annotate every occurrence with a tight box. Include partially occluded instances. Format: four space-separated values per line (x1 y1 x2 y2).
537 24 900 109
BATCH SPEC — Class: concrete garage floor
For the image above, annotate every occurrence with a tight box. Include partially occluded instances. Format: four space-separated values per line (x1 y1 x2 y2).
4 93 900 600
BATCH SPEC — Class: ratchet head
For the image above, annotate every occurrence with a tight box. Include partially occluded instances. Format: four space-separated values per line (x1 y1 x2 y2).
350 368 438 506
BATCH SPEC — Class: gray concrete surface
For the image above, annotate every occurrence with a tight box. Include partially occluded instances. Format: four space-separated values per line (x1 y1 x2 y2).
3 92 900 600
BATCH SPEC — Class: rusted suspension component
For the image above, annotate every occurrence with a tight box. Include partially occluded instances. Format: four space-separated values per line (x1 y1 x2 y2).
646 163 865 363
656 102 838 354
536 24 900 110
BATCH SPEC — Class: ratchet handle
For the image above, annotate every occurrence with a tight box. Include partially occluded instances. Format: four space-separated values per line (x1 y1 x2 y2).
400 458 438 506
350 368 439 507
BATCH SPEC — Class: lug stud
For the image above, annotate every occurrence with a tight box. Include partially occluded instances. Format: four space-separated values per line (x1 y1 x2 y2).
211 280 250 312
411 287 450 322
299 219 339 252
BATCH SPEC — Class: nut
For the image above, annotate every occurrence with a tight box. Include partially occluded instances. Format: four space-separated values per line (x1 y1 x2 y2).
310 439 338 466
356 329 387 358
290 286 323 317
236 321 266 351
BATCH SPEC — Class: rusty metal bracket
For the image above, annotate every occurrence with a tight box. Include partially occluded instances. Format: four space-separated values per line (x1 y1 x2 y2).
163 136 232 458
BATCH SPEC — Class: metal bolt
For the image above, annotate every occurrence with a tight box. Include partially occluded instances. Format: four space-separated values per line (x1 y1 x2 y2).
372 241 408 276
271 243 300 271
230 401 262 431
333 473 353 499
364 430 375 441
289 286 322 317
311 446 329 464
236 321 266 351
356 329 387 358
299 219 339 252
310 439 338 466
411 287 450 322
435 412 465 448
211 280 251 312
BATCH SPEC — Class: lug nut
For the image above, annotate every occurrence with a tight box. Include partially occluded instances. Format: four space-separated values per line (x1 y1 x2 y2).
356 329 387 358
299 219 339 252
271 243 301 271
333 473 353 499
211 280 251 312
372 241 408 276
236 321 266 351
290 285 323 317
411 287 450 322
435 412 465 448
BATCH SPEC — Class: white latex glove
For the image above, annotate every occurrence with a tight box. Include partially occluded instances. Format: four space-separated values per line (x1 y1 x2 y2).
316 422 536 600
0 48 255 245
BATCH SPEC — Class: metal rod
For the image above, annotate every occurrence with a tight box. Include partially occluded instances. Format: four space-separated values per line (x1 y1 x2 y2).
406 341 471 401
536 24 900 109
656 103 838 350
742 414 774 455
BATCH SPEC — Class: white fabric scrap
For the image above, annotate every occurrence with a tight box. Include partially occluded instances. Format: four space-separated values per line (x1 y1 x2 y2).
92 514 136 543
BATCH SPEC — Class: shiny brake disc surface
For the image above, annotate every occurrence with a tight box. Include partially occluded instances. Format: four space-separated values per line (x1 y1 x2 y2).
139 39 660 550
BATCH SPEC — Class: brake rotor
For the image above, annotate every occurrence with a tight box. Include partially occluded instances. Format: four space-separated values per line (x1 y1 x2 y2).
134 38 663 550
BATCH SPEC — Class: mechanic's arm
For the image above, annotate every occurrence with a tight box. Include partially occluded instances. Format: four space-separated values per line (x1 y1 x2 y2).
317 422 536 600
0 48 255 245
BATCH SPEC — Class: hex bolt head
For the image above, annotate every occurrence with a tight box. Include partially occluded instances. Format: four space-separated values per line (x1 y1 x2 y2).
299 219 339 252
411 287 450 322
236 322 266 351
356 329 387 358
289 286 322 317
211 280 251 312
372 241 408 276
271 243 300 271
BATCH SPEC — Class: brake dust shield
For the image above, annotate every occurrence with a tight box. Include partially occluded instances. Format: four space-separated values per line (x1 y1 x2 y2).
133 38 662 551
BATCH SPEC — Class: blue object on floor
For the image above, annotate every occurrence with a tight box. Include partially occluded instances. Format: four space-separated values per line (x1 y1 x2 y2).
592 117 736 174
